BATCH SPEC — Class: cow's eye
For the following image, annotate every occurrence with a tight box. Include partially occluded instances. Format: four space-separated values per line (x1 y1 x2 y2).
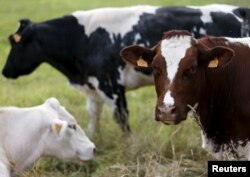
153 66 161 76
183 66 196 78
188 66 196 74
68 124 76 131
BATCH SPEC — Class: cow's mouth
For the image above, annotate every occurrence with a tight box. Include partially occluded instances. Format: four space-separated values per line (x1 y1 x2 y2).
2 69 19 79
161 118 181 125
159 113 186 125
78 160 87 165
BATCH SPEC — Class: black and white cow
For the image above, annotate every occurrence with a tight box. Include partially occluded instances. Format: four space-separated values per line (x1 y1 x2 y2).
2 4 250 138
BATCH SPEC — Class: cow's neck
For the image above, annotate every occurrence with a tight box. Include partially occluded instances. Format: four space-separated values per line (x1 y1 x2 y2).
198 76 250 160
197 49 250 159
45 56 87 85
198 66 239 139
1 110 48 172
37 16 89 85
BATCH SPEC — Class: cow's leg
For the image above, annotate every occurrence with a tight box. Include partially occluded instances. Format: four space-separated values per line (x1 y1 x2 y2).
100 85 130 134
83 77 130 134
113 86 130 133
0 154 10 177
72 83 104 139
86 95 103 139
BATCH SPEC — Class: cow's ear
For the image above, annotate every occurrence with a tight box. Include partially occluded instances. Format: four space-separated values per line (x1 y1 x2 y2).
12 19 33 43
45 97 60 110
12 34 22 43
120 45 156 68
199 46 234 68
52 119 68 138
19 19 31 27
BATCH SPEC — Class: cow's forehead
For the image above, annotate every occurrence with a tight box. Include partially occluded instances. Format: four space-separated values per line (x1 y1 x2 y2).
160 35 192 83
57 106 77 124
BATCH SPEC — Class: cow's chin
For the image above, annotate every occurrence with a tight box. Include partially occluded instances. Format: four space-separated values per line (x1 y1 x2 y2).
78 159 87 165
161 119 183 125
6 75 19 79
160 113 187 125
2 70 19 79
63 158 88 165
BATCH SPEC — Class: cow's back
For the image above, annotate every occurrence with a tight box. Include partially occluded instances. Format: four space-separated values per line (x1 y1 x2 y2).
0 106 49 145
72 5 158 38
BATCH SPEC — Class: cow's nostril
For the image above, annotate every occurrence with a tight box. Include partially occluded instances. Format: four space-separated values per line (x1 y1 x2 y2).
155 107 163 121
93 148 96 154
171 107 176 114
155 116 161 121
165 104 175 113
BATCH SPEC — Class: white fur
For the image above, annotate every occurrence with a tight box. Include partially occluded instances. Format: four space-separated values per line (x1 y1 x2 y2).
0 98 95 175
86 96 103 138
0 149 9 177
201 131 250 160
225 37 250 48
71 76 119 138
161 36 192 83
161 36 192 105
163 91 174 106
134 33 141 43
75 77 118 113
72 6 157 40
189 4 241 23
117 64 154 90
199 28 206 35
51 119 68 139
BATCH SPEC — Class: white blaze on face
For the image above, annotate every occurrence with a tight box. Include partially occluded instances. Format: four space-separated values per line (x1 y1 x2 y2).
161 36 192 106
163 91 174 105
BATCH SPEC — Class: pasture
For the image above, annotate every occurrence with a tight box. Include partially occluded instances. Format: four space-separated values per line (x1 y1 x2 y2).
0 0 249 176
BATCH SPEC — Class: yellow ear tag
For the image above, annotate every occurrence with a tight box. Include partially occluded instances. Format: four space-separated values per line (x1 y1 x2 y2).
55 123 62 134
208 58 219 68
13 34 22 43
137 57 148 67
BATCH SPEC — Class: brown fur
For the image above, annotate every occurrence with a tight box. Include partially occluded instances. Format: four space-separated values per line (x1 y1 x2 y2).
157 30 250 148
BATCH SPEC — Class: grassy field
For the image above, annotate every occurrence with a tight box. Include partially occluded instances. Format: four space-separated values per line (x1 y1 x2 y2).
0 0 249 177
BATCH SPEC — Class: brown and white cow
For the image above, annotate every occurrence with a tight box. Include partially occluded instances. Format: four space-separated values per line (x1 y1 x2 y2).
121 30 250 160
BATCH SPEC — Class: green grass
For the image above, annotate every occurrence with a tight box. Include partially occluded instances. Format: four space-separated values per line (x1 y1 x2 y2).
0 0 249 177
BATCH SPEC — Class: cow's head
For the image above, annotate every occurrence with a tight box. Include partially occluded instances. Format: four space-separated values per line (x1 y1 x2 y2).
121 30 234 125
44 98 95 163
2 19 43 79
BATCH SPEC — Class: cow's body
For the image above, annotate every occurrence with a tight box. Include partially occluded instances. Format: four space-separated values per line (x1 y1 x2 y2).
3 4 250 138
0 98 95 176
121 30 250 160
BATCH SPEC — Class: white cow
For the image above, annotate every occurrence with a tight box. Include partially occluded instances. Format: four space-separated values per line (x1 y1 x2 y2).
0 98 95 177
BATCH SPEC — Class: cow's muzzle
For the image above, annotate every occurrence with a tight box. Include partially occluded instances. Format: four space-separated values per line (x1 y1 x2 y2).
2 68 18 79
155 104 181 125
